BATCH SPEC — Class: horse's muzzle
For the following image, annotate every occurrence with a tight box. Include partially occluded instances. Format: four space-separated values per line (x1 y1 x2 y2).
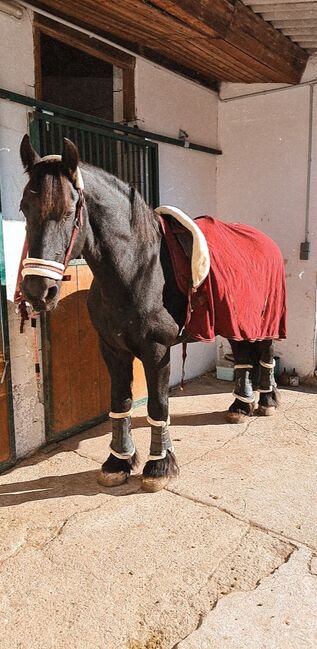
21 276 61 312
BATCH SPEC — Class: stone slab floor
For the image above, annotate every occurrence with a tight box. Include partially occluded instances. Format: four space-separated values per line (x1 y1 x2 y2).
0 375 316 649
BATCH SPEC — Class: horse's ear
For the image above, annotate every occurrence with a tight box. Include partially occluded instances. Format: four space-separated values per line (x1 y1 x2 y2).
62 138 79 176
20 134 41 173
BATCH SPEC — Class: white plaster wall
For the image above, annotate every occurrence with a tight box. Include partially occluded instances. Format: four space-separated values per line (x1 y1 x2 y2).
218 60 317 378
135 59 218 384
0 8 45 458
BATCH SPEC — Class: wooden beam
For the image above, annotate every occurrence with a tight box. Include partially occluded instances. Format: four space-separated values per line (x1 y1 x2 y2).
226 1 308 83
145 0 236 38
28 0 308 84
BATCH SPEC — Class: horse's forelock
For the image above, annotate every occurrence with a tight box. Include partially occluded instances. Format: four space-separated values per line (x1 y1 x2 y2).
29 162 72 221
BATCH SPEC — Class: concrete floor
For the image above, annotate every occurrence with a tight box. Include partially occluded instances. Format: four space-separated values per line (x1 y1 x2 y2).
1 374 316 649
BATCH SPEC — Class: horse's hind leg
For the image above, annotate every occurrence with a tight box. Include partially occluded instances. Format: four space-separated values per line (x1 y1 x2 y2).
98 340 138 487
257 339 281 416
141 345 179 492
227 340 256 424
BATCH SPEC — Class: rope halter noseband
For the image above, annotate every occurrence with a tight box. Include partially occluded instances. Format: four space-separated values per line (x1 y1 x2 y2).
22 258 65 281
20 155 85 282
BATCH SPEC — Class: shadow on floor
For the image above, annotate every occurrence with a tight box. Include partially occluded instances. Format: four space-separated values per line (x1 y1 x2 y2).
170 376 234 398
2 408 230 477
0 470 144 507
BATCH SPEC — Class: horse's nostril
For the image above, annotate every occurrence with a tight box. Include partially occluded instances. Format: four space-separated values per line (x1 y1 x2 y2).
47 285 58 302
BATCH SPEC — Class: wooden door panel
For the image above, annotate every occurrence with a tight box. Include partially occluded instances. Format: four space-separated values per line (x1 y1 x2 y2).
76 266 109 421
46 263 147 440
0 293 11 464
0 377 10 463
48 266 77 433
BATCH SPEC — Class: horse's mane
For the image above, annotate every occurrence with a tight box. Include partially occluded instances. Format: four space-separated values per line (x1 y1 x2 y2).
82 164 160 244
29 161 72 221
129 185 160 244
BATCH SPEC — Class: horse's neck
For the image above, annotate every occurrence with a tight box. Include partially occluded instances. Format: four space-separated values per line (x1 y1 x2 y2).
81 175 161 292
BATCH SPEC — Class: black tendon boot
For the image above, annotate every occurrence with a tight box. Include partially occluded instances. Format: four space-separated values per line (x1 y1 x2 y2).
142 417 179 492
98 412 138 487
258 361 280 416
227 365 255 423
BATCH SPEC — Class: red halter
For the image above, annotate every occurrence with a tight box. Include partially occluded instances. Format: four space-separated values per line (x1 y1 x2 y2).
14 188 85 332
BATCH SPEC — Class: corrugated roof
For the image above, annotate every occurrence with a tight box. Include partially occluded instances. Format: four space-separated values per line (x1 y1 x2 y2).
242 0 317 53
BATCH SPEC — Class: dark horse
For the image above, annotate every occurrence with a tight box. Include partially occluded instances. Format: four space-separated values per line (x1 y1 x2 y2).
19 135 283 492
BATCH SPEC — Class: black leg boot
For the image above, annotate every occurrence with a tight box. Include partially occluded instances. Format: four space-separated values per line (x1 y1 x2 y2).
98 410 138 487
258 361 280 416
227 365 255 423
142 416 179 492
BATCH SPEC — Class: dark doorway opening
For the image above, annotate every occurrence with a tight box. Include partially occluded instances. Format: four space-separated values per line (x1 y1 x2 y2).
40 33 114 120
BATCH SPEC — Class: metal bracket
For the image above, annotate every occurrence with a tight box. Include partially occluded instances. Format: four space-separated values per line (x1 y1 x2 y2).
300 241 310 260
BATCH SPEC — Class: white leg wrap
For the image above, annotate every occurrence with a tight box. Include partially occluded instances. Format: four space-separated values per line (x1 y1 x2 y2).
233 391 255 404
110 408 133 419
148 447 174 461
147 415 170 427
234 364 253 369
109 446 136 460
260 360 275 369
258 388 274 393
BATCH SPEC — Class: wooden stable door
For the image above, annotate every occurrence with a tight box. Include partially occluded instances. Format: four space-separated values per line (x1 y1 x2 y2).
0 308 10 462
0 282 14 467
44 262 147 441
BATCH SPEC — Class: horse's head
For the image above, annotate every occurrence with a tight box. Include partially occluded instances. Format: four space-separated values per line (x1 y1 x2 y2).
19 135 85 312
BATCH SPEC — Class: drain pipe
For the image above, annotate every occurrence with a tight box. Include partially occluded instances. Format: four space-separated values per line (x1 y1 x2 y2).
300 83 313 260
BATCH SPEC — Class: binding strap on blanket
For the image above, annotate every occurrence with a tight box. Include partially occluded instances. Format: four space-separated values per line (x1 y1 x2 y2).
155 205 210 289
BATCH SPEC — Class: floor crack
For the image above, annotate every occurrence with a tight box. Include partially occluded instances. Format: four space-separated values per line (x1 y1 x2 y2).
0 503 107 568
217 417 256 451
283 410 315 436
0 540 29 568
172 543 297 648
179 418 256 470
61 446 101 466
167 488 316 552
40 503 105 549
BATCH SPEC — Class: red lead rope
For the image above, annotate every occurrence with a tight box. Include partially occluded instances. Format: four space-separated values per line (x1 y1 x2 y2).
14 190 85 388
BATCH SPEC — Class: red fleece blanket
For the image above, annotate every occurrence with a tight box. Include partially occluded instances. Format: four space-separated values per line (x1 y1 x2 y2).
160 215 287 342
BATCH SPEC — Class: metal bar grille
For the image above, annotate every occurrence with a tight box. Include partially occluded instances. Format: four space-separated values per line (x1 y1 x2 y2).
32 110 159 207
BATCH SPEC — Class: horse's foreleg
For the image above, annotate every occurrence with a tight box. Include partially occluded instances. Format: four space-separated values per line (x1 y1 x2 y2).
98 340 138 487
141 345 179 492
227 340 255 423
258 339 281 416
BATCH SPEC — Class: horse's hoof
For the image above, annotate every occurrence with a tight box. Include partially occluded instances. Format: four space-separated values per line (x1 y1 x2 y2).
97 470 128 487
141 476 170 492
226 411 248 424
257 405 276 417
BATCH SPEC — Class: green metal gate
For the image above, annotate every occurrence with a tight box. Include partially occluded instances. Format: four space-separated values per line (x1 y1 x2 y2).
0 208 15 471
30 109 159 207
